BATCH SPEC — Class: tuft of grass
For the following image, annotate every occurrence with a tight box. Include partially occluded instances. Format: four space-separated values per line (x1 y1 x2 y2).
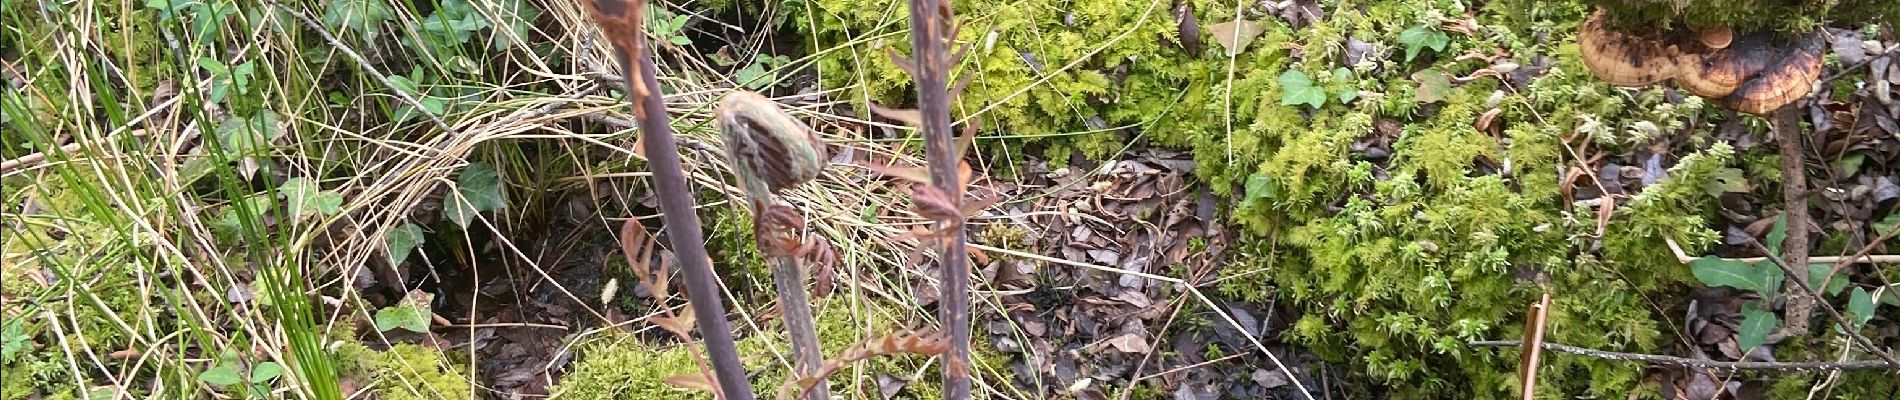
1 0 1003 398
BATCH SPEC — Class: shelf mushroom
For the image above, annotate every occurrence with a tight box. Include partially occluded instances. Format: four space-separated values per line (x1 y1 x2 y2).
1578 10 1825 115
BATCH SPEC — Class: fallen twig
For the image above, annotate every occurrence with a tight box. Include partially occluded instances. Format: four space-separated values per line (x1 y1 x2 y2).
1518 293 1551 400
1471 340 1896 371
1663 237 1900 265
1744 237 1900 368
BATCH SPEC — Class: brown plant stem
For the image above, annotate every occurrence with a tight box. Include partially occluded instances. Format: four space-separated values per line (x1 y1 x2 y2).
1769 106 1813 343
1470 341 1897 371
903 0 972 398
579 1 755 398
770 255 828 400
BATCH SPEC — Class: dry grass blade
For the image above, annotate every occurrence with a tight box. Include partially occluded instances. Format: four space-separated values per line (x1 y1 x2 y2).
1518 293 1551 400
775 331 951 400
665 373 720 393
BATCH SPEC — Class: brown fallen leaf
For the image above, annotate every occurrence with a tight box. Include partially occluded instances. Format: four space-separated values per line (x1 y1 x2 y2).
1207 20 1265 56
650 307 697 339
1476 108 1503 134
1102 333 1152 354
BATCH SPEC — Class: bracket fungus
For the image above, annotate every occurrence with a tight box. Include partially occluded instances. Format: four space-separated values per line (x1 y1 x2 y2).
1578 10 1824 115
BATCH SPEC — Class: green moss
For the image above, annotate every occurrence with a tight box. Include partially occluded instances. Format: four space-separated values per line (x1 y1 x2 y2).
1582 0 1898 35
553 299 957 399
2 348 78 400
332 343 473 400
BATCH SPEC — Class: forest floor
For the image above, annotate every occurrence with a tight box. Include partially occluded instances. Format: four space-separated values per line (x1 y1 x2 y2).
3 0 1899 399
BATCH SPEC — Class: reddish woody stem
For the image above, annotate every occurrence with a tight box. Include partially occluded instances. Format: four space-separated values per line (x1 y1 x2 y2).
579 0 755 398
903 0 973 398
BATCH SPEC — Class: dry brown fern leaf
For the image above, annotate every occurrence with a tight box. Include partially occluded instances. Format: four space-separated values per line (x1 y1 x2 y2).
776 331 951 400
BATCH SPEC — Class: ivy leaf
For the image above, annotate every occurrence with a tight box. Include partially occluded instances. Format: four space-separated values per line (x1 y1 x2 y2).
231 61 255 93
1 318 29 361
214 193 274 231
1277 70 1326 109
417 0 486 48
373 306 429 333
1834 152 1866 176
196 58 233 103
1689 256 1780 295
187 1 238 45
1332 67 1359 104
386 223 425 265
250 362 284 383
1207 20 1265 56
322 0 393 40
1847 287 1875 330
1765 215 1787 256
1737 302 1777 352
1879 288 1899 307
735 57 776 90
1875 213 1900 236
145 0 207 22
444 162 506 229
1701 168 1747 196
1243 173 1278 206
374 292 434 333
1805 263 1849 296
200 364 244 386
1397 25 1450 62
1411 69 1452 104
277 178 343 219
486 0 543 51
385 74 419 95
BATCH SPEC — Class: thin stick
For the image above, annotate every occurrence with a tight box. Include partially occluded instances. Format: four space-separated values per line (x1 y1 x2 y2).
580 1 756 398
1745 237 1900 368
1815 214 1900 298
901 0 973 398
1663 237 1900 265
1471 341 1896 371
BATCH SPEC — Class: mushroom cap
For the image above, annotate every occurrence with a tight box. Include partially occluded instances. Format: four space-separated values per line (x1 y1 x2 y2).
1578 11 1679 86
1674 35 1774 98
1575 10 1826 116
1718 32 1823 115
1695 25 1734 49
